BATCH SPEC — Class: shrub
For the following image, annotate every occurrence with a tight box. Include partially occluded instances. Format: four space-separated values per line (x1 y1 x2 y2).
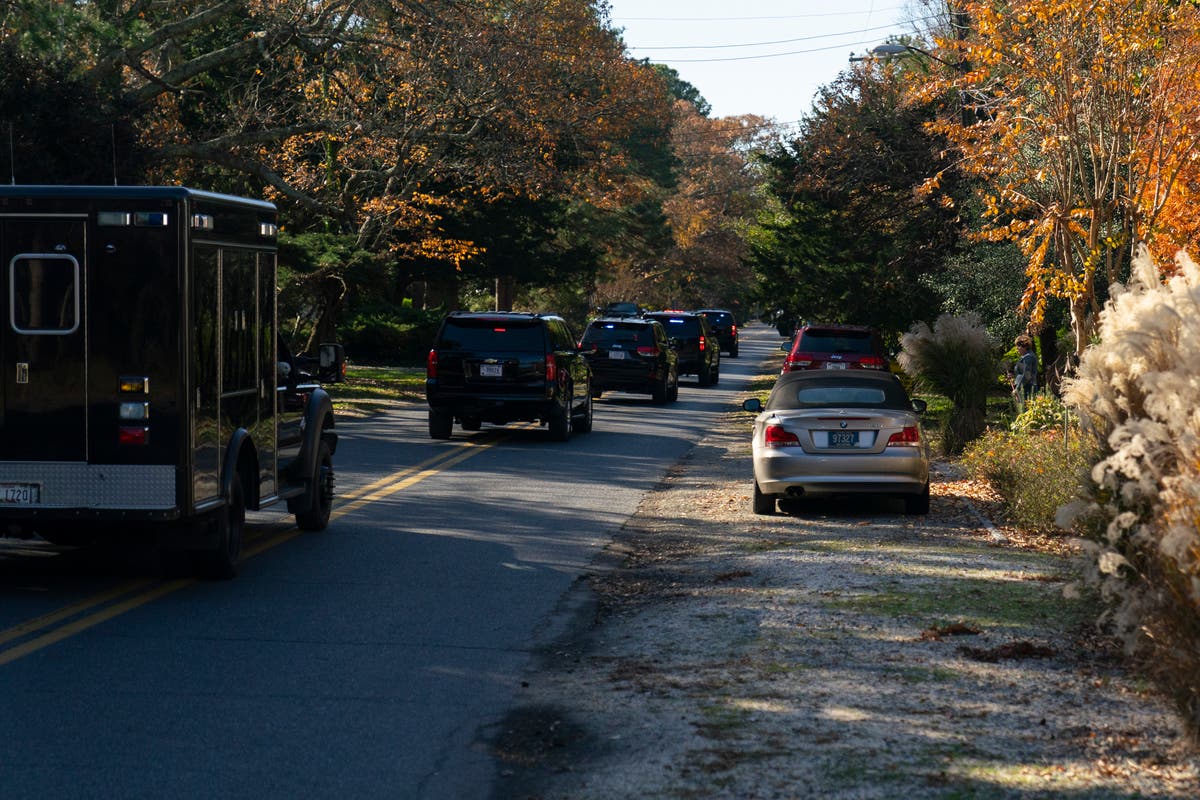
337 305 443 364
1060 244 1200 741
898 312 997 454
962 425 1093 532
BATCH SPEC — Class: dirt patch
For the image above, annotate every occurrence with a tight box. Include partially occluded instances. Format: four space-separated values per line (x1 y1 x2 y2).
490 410 1200 799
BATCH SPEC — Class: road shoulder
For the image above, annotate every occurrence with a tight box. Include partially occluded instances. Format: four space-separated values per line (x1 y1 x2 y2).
489 405 1200 799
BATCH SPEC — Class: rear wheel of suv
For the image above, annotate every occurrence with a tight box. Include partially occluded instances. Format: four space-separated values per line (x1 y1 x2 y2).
698 362 712 387
429 407 453 439
729 344 739 358
548 393 572 442
667 370 679 402
573 392 593 433
652 373 669 404
710 364 720 386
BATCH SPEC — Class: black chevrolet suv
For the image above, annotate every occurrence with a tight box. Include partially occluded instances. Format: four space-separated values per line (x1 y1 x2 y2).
580 317 679 403
643 311 720 386
697 309 739 358
426 311 593 440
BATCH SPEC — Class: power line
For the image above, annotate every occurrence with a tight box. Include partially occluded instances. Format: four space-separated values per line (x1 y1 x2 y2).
628 17 936 52
614 6 911 22
649 38 891 63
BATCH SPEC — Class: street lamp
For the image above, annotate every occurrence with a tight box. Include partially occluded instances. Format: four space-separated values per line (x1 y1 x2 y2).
850 42 977 126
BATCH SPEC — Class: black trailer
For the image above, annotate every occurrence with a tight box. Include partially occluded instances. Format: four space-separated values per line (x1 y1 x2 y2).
0 186 337 577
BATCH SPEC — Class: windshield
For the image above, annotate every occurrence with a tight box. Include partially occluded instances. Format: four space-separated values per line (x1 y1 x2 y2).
798 329 876 354
439 318 545 351
768 377 910 410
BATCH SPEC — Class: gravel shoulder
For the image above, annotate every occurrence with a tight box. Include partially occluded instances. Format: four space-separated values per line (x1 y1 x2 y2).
489 398 1200 798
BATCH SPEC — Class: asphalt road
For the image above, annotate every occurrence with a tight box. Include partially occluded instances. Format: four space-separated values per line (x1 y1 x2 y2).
0 323 780 799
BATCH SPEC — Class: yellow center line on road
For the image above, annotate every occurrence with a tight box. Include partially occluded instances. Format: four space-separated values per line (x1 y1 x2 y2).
0 433 512 666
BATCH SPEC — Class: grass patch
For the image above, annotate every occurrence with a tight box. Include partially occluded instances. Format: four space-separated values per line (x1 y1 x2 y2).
328 364 424 415
822 576 1086 631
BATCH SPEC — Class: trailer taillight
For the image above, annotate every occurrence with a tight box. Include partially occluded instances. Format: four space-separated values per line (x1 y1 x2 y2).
119 427 149 446
118 376 151 444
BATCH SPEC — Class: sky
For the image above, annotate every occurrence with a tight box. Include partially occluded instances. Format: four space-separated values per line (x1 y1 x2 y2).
605 1 926 129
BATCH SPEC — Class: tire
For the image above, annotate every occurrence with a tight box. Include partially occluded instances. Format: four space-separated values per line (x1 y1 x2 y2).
710 364 720 386
652 373 668 404
573 391 594 433
548 392 571 442
202 478 245 579
904 483 931 515
698 363 712 387
461 416 482 432
667 370 679 402
729 345 739 358
753 480 776 515
295 440 334 531
429 407 453 439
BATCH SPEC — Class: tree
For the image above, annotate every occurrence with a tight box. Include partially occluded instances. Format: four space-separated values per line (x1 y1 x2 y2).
746 64 963 341
914 0 1200 356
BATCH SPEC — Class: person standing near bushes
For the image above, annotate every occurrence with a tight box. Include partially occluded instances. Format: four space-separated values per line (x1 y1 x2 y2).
1012 334 1038 405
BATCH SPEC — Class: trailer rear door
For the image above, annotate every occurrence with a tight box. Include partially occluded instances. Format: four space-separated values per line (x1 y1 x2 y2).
0 217 87 463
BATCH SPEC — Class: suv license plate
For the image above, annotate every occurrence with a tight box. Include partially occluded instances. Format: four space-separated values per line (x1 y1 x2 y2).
479 363 503 377
608 350 626 360
824 362 848 370
829 431 859 447
0 483 41 505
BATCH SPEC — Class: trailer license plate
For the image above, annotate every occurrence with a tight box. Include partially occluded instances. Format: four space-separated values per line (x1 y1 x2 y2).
0 483 41 505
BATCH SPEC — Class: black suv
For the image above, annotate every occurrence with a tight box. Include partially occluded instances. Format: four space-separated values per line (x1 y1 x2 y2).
580 317 679 404
643 311 720 386
426 311 593 440
697 309 739 358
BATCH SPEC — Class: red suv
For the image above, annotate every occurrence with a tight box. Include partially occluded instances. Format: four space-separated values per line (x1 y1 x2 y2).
782 324 888 373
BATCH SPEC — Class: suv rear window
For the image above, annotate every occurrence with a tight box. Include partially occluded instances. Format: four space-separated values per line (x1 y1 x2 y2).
439 318 545 351
798 329 876 354
583 322 654 346
646 314 700 336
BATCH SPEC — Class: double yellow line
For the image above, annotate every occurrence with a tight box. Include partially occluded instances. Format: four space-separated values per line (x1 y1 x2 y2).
0 435 506 667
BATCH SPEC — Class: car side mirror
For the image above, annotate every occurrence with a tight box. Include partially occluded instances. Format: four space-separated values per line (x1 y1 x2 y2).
780 341 791 352
742 398 764 413
911 398 927 414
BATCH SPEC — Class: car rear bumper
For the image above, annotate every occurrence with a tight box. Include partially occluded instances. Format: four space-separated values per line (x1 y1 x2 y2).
428 390 556 423
754 450 928 497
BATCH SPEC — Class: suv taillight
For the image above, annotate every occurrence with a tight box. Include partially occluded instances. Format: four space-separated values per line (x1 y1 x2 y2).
860 356 887 370
783 352 814 372
636 346 658 356
545 353 557 382
730 324 737 336
699 335 706 351
427 349 438 379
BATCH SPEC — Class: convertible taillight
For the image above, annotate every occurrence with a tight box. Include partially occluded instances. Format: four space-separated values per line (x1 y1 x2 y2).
887 426 921 447
764 424 801 447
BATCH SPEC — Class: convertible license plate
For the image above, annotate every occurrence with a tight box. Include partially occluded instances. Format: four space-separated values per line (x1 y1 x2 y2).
608 350 627 360
479 363 503 378
0 483 41 505
828 431 859 448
